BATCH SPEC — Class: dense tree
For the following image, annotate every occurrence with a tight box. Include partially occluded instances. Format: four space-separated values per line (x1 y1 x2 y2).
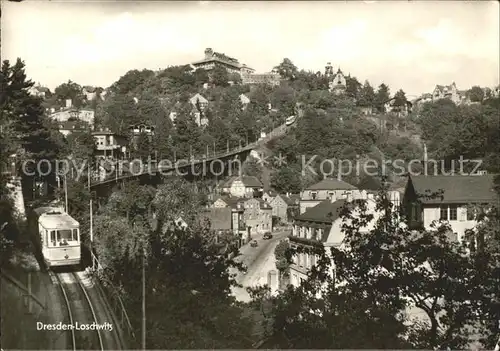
98 94 139 133
54 80 85 108
416 99 499 173
357 80 376 107
211 66 230 87
193 68 210 84
109 69 155 96
392 89 407 108
274 58 298 80
2 59 63 198
270 164 302 194
171 108 203 159
374 83 390 113
133 132 152 162
242 156 263 181
467 85 484 102
274 239 291 278
250 190 499 349
345 75 362 99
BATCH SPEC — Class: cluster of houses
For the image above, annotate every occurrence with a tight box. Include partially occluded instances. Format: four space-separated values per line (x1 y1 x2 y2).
285 172 497 289
168 92 254 127
200 175 301 245
413 82 500 109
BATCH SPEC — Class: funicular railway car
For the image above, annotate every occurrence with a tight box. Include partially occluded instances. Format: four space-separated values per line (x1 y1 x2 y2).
33 207 81 267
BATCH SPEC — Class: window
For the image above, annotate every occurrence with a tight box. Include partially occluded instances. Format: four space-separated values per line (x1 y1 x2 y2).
57 229 74 244
50 230 56 246
311 192 317 200
327 192 334 200
449 205 457 220
440 206 448 220
72 229 79 241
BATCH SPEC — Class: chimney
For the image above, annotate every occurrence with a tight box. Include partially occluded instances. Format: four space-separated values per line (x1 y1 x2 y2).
65 99 72 108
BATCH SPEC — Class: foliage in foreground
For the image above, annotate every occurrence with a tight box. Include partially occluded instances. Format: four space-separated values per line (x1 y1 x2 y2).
250 189 500 349
92 179 253 349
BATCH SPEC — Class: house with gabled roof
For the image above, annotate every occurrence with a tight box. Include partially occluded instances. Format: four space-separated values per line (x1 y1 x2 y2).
221 176 263 198
289 190 382 287
269 193 300 224
243 198 272 235
29 84 50 98
300 178 359 214
191 48 253 75
209 196 247 241
328 68 347 95
432 82 464 104
262 190 278 203
403 174 497 242
189 93 208 109
188 93 209 127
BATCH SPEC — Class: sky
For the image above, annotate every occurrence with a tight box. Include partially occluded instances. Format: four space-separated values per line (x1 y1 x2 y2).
2 1 499 97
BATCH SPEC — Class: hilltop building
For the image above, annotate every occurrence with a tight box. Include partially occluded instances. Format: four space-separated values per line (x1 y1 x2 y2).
192 48 254 75
192 48 281 86
325 63 346 95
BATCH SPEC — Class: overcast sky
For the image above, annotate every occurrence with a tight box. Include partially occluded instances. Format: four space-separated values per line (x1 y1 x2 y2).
2 1 499 97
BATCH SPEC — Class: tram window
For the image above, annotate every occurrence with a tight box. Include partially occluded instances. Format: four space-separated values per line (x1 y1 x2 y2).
57 229 73 245
72 229 78 241
50 231 56 246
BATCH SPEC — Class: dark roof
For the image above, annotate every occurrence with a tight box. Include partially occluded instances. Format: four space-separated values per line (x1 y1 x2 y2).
356 175 383 191
200 208 232 231
221 177 236 188
240 176 263 188
257 198 272 210
295 199 347 223
408 174 498 204
58 120 90 130
305 178 357 191
217 196 244 209
265 190 278 197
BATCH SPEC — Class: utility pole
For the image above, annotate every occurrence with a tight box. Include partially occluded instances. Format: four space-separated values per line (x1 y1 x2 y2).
64 174 68 213
227 139 229 153
141 226 146 351
213 141 215 157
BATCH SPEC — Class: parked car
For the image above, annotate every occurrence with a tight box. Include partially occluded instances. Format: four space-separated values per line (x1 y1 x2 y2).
263 232 273 240
250 240 258 247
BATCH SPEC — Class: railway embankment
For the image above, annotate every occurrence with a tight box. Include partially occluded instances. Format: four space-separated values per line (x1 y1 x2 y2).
0 251 68 350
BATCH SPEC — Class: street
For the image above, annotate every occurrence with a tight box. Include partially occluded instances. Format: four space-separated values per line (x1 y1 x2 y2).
230 229 289 302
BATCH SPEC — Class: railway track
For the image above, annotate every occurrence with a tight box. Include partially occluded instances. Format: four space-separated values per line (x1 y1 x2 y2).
53 271 104 351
